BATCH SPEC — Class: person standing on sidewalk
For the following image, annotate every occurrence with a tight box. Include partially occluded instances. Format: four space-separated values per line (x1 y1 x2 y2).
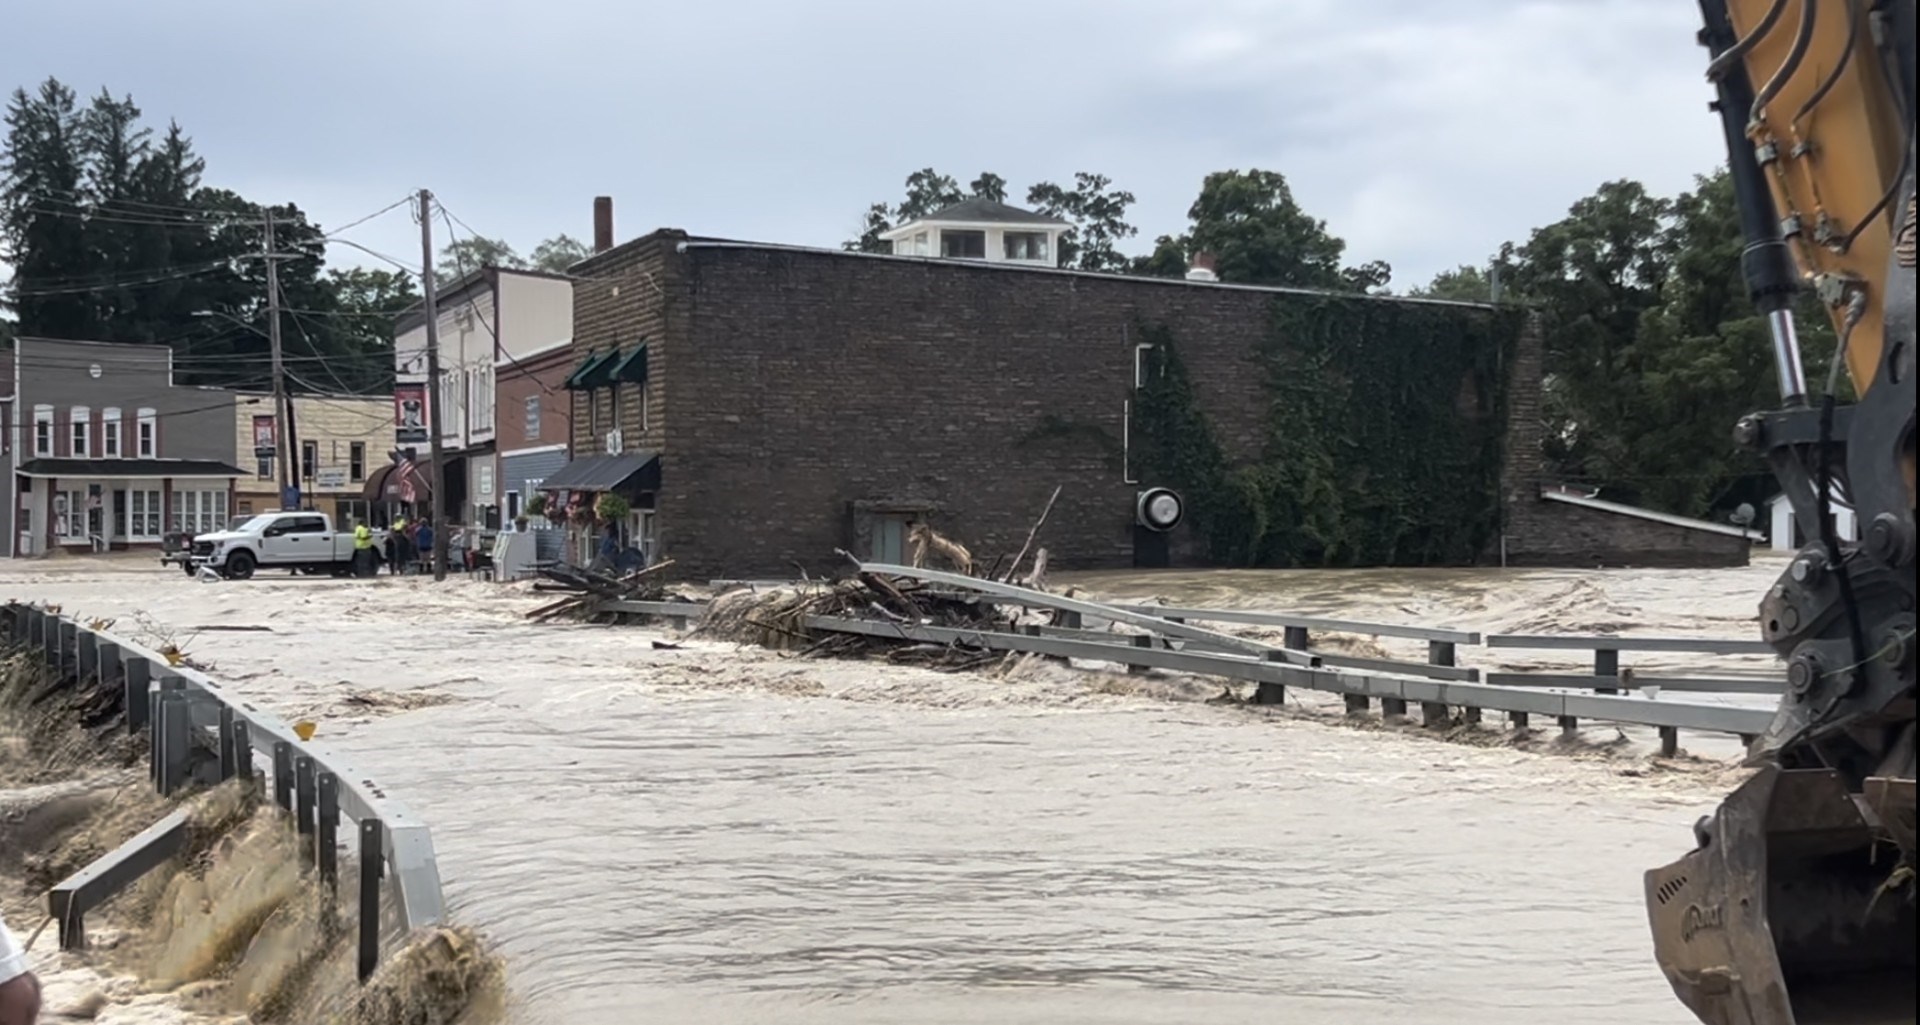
0 913 40 1025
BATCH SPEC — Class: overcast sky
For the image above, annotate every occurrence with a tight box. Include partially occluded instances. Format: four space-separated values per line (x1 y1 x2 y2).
9 0 1727 290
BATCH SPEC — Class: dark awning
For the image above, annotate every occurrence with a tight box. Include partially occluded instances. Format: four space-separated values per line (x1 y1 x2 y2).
362 461 432 502
564 348 620 391
610 344 649 384
18 458 248 478
538 452 660 493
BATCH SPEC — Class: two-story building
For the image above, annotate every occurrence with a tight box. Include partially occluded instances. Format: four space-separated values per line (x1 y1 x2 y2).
6 337 247 557
392 267 573 530
229 392 393 523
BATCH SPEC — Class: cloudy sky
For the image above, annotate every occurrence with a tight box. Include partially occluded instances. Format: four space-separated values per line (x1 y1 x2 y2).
9 0 1728 290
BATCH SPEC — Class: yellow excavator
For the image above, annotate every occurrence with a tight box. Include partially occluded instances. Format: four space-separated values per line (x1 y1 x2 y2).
1644 0 1915 1022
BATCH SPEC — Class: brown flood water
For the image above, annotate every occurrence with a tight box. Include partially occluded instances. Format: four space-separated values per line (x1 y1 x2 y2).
3 556 1789 1024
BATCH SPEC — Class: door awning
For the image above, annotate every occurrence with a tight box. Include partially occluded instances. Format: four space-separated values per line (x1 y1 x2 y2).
537 452 660 493
362 461 432 502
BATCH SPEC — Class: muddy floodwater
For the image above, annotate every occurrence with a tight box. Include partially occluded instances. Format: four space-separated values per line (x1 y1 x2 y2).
3 556 1790 1024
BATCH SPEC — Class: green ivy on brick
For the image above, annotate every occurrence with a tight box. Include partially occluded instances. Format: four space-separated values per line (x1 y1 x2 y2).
1131 296 1522 567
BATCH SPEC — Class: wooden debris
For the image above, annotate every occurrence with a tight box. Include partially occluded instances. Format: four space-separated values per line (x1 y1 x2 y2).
524 560 688 624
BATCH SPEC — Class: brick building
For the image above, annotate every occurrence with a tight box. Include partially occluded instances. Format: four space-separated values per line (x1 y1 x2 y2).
543 209 1756 578
494 339 574 524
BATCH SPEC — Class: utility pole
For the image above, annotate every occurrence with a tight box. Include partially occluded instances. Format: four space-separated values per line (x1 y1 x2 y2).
265 210 290 501
418 188 449 582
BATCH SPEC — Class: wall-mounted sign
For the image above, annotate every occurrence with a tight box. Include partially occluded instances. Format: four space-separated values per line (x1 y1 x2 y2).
252 414 277 458
394 383 428 444
314 467 349 489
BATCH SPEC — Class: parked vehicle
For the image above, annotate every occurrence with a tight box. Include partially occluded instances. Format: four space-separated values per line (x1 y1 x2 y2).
189 511 380 580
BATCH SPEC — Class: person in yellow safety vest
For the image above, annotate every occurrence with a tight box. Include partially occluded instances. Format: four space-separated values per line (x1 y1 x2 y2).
389 517 409 576
352 520 375 577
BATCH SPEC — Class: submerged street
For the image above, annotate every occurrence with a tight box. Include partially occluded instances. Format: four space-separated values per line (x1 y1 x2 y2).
4 556 1781 1024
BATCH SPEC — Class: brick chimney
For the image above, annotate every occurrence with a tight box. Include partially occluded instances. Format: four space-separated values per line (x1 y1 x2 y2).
1185 251 1218 282
593 196 614 253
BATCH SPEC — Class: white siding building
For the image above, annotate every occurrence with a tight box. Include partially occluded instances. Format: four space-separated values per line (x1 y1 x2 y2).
390 267 573 529
1767 492 1860 552
879 198 1069 267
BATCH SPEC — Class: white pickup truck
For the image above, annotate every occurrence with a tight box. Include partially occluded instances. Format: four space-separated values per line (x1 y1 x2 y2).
188 511 380 580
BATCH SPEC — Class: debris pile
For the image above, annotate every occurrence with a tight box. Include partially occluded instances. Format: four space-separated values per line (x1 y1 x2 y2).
523 561 693 624
702 569 1016 670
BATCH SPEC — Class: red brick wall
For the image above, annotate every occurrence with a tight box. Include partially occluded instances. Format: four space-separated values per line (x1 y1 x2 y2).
495 345 574 451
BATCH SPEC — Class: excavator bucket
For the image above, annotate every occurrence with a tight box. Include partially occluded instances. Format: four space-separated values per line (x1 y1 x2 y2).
1645 767 1916 1025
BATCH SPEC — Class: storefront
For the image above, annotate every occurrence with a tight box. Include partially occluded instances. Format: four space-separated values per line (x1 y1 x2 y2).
15 459 245 556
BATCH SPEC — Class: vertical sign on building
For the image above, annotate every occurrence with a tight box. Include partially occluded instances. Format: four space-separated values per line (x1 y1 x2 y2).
252 414 277 458
394 383 429 444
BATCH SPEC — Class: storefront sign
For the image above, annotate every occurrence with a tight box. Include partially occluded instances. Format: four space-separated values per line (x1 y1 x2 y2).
252 414 277 458
394 383 428 444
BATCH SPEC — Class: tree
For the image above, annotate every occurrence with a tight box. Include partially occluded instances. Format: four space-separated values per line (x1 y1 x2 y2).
968 172 1007 203
1026 172 1139 272
2 78 94 339
1130 235 1188 278
1411 264 1499 303
436 235 523 284
530 234 590 274
1181 169 1387 291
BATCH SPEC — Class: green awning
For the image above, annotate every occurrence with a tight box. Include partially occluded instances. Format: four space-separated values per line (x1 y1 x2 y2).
610 343 649 384
564 348 620 391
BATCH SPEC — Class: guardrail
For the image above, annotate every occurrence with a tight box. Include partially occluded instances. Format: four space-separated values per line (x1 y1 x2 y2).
2 602 444 982
613 572 1783 757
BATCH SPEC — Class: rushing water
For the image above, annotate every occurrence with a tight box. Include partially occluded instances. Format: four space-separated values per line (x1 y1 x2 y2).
6 558 1781 1024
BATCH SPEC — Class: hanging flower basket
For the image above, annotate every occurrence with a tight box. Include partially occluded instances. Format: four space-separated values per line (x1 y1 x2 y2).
569 502 597 526
595 493 631 523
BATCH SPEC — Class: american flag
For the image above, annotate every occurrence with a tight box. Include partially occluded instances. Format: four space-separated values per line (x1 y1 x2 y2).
396 455 418 503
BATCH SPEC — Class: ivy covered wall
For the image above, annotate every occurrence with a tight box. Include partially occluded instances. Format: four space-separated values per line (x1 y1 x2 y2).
1131 295 1524 567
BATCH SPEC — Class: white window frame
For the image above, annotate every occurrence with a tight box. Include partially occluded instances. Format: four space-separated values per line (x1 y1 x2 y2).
638 384 648 433
102 408 122 458
137 407 157 457
70 406 91 458
127 489 162 541
349 442 367 482
524 395 541 439
169 488 227 536
477 462 494 499
33 405 54 457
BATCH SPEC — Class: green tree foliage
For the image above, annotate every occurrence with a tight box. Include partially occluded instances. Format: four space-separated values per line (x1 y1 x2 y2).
1500 171 1826 516
436 235 523 284
1025 172 1139 272
1411 264 1500 302
530 233 591 273
2 76 402 393
1182 169 1390 292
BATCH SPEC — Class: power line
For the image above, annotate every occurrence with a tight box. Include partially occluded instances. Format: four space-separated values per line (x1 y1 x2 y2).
323 195 415 239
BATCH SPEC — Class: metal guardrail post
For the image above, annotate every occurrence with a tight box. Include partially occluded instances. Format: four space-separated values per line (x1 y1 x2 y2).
1256 650 1288 704
295 756 317 846
230 720 253 784
217 706 238 780
1057 610 1083 629
1126 633 1152 674
1658 726 1680 757
1594 648 1620 696
157 691 190 796
1511 710 1531 730
273 742 294 811
317 772 340 888
1423 642 1456 727
96 640 121 695
1558 712 1580 738
57 620 76 679
358 819 382 982
125 658 151 734
77 628 98 682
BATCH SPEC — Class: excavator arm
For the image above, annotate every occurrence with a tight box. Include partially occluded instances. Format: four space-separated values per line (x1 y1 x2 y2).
1645 1 1916 1023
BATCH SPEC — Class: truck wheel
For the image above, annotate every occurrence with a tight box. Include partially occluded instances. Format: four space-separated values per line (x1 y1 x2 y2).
181 561 197 577
225 551 257 581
